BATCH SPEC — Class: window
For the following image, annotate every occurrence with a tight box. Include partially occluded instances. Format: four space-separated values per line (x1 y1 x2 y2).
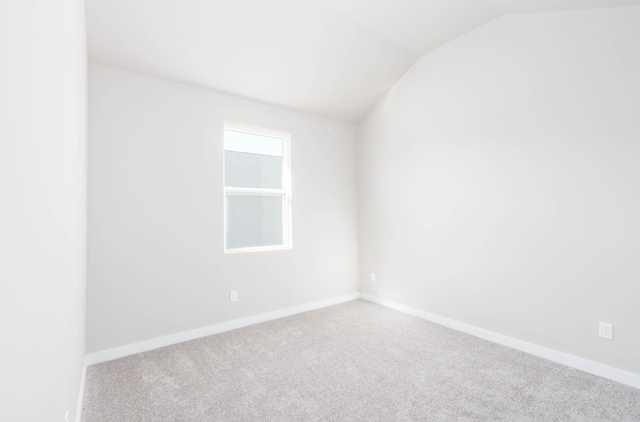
223 124 291 253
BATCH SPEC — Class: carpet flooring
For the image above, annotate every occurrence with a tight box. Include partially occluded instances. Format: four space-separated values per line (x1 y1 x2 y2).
83 300 640 421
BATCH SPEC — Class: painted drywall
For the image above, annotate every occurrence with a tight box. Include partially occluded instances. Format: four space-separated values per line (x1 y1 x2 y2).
0 1 87 421
88 64 359 353
359 6 640 375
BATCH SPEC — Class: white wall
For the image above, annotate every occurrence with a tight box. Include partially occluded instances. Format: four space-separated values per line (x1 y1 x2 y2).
359 6 640 375
0 1 87 421
88 64 359 353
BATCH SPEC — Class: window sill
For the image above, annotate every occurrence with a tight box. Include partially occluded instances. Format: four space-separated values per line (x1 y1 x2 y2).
224 245 292 254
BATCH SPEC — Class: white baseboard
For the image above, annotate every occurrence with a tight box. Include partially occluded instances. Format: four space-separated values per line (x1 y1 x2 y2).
75 357 88 422
82 291 639 394
85 293 360 366
360 293 640 390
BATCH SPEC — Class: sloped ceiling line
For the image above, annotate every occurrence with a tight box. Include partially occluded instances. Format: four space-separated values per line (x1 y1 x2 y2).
86 0 640 122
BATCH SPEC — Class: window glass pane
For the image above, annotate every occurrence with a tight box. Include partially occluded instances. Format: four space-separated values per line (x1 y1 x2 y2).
224 130 283 189
226 194 283 249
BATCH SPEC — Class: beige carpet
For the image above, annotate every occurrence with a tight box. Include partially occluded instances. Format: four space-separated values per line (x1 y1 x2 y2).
83 300 640 421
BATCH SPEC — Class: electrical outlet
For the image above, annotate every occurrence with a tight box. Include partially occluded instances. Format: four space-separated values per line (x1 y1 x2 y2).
599 322 613 340
370 273 376 283
65 410 69 422
230 290 238 302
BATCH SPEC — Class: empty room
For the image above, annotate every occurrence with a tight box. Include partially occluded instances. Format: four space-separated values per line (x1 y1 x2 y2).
3 0 640 420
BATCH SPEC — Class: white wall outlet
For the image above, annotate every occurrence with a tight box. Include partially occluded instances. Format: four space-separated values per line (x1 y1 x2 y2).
599 322 613 340
370 273 376 283
230 290 238 302
65 410 69 422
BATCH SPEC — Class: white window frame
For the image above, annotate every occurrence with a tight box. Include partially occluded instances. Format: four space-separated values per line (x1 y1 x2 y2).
223 123 292 254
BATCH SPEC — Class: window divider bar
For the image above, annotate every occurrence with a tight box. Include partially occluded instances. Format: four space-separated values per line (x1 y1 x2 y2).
225 187 286 196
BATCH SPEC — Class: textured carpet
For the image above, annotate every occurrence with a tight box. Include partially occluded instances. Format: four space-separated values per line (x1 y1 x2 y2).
83 300 640 421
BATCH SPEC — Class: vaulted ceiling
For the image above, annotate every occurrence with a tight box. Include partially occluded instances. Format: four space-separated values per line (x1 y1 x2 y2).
86 0 640 122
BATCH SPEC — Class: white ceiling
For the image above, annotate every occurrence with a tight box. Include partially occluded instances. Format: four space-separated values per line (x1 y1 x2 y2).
313 0 500 55
86 0 418 123
489 0 640 14
86 0 640 123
